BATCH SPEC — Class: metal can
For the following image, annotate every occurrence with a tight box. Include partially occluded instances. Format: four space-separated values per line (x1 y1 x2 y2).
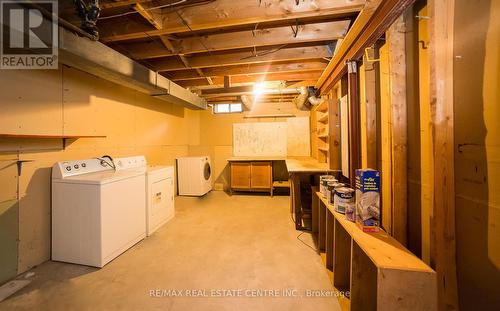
334 187 355 214
327 182 345 205
320 175 336 198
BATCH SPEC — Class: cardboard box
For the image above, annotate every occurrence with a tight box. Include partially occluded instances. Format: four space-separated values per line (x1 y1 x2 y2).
355 169 380 232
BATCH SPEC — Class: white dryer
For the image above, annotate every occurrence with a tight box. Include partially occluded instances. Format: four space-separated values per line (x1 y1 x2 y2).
176 156 212 196
51 157 146 267
115 156 175 236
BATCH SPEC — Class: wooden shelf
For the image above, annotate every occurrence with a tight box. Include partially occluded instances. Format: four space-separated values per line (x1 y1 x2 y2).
313 192 437 311
317 133 329 139
316 100 328 112
318 147 329 152
0 133 106 139
318 113 329 123
0 133 106 149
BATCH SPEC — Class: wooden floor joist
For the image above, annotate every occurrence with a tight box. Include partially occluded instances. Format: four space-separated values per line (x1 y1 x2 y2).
115 20 350 59
149 46 331 72
98 0 364 42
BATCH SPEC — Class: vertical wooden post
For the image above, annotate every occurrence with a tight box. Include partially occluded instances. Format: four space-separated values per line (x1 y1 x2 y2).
379 42 393 234
428 0 459 309
388 16 408 246
347 62 361 186
328 99 341 170
361 47 379 169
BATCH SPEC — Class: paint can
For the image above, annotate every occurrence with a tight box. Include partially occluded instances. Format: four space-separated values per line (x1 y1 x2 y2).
334 187 355 214
327 182 345 205
320 175 336 198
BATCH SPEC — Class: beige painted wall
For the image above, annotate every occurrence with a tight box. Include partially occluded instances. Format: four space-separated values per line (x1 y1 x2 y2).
453 0 500 309
0 66 199 279
189 102 309 190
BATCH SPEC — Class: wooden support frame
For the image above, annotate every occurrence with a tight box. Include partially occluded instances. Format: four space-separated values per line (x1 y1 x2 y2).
387 16 408 246
428 0 459 309
99 0 365 42
347 62 361 186
316 0 417 95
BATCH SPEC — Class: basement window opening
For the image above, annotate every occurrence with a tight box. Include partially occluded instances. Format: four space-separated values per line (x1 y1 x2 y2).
213 103 243 114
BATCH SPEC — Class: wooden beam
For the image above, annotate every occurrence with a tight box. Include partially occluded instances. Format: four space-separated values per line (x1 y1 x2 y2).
223 76 230 88
119 20 350 59
149 46 331 71
347 62 360 186
361 47 378 169
177 71 323 87
178 55 213 84
166 61 328 80
99 0 364 42
379 41 393 234
428 0 459 309
387 16 408 246
316 0 416 94
159 36 176 53
133 2 162 30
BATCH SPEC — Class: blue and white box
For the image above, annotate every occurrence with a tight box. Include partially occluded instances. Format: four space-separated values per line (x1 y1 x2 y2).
355 169 380 232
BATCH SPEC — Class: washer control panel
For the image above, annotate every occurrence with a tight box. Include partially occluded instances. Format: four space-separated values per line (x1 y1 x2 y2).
115 156 147 170
52 158 112 179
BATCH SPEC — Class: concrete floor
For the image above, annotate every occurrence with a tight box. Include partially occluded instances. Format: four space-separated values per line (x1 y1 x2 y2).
1 191 340 311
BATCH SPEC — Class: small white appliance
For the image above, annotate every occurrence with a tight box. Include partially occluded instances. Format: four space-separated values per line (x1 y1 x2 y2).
115 156 175 236
51 157 146 267
176 156 212 196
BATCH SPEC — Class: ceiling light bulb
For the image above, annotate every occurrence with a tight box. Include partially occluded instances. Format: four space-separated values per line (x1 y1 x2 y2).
253 82 265 96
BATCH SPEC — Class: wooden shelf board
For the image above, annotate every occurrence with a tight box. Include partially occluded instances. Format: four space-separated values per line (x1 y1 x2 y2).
0 134 106 139
316 101 328 112
316 192 435 272
318 147 329 152
317 134 329 138
272 180 290 188
318 113 329 123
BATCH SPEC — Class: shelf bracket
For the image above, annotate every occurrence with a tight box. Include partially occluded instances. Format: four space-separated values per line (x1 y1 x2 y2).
16 160 34 176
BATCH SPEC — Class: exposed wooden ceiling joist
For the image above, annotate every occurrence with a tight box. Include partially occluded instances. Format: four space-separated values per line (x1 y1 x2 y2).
133 2 162 30
147 46 331 71
163 61 328 80
116 20 349 59
177 71 322 87
98 0 365 42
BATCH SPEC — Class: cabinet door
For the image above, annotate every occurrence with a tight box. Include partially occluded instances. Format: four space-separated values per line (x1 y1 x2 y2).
231 162 251 189
250 162 272 189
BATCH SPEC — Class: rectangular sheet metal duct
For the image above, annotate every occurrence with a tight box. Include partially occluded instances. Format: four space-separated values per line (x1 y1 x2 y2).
58 28 207 110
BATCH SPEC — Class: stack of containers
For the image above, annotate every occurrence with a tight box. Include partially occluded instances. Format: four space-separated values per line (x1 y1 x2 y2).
319 175 337 198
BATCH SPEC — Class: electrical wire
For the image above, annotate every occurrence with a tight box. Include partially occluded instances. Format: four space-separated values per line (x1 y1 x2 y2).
98 0 188 20
96 156 116 171
296 231 317 252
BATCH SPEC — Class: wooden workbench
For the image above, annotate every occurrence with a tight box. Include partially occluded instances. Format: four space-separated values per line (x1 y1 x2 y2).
227 156 286 162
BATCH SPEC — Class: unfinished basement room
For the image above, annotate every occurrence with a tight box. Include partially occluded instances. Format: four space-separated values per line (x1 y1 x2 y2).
0 0 498 310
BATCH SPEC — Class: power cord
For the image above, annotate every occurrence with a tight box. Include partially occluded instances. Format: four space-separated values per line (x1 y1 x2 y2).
296 231 317 252
96 155 116 171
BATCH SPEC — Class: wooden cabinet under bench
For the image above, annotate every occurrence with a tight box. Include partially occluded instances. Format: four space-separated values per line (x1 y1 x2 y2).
230 161 272 195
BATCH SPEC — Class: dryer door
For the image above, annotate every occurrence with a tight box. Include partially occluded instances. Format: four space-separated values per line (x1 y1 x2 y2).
203 161 211 181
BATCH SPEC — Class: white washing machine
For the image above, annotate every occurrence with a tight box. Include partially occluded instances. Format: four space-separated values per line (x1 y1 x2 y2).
51 158 146 267
176 156 212 196
115 156 175 236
